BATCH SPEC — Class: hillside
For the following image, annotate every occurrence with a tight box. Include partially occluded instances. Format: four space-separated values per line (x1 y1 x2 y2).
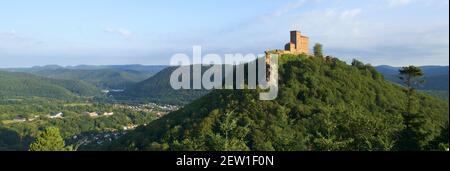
376 65 449 100
0 71 101 99
376 65 449 91
110 65 226 105
3 65 167 90
66 64 167 73
110 55 449 151
32 69 151 90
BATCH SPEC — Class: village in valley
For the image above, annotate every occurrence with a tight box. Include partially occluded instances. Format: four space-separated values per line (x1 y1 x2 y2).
1 102 180 148
6 102 179 123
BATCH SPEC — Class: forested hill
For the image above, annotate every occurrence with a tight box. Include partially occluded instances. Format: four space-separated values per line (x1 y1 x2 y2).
110 65 227 105
376 65 449 91
110 54 449 151
0 70 102 99
31 69 152 90
4 65 167 90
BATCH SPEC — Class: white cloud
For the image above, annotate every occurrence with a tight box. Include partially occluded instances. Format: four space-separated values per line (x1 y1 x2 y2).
201 0 448 66
340 9 362 20
387 0 412 7
0 29 18 38
272 0 308 17
104 27 132 38
0 29 43 49
388 0 450 7
261 0 310 21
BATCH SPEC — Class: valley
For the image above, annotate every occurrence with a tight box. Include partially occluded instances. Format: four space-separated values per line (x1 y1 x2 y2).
0 58 448 151
0 65 175 150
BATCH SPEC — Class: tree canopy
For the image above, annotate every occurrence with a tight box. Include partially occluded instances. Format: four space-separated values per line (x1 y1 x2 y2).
29 127 68 151
109 55 449 151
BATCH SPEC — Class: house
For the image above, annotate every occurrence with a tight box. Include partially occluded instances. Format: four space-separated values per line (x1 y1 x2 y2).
102 112 114 116
27 115 40 121
123 124 138 131
85 112 99 117
13 116 27 122
155 112 166 118
49 112 64 119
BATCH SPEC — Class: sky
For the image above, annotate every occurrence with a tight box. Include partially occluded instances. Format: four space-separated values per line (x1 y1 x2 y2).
0 0 449 67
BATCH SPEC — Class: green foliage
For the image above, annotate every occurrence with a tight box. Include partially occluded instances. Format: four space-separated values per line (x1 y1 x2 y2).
0 97 157 150
0 71 102 99
110 55 448 151
5 65 166 90
112 65 217 105
396 66 435 151
32 69 154 90
205 110 250 151
29 127 69 151
0 126 31 150
399 66 424 92
377 66 448 95
313 43 324 57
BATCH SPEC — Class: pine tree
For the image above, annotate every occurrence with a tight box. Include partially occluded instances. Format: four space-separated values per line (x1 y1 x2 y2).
399 66 424 118
29 127 69 151
398 66 427 150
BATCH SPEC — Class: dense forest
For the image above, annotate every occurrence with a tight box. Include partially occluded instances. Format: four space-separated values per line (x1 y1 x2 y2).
110 65 222 105
0 55 448 151
109 54 449 151
376 65 449 100
4 65 166 90
0 65 170 151
0 71 102 99
0 97 159 151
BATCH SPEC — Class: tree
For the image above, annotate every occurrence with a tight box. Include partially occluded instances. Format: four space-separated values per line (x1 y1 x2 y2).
399 66 424 122
29 127 69 151
110 55 448 152
313 43 324 57
207 110 250 151
351 59 365 69
432 122 449 151
398 66 426 150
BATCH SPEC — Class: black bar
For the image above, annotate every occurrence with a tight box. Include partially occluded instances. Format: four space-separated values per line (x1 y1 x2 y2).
1 151 448 169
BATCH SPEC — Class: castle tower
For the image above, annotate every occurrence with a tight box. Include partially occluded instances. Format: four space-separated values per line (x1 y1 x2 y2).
291 31 301 47
265 30 311 81
266 30 311 65
285 30 309 54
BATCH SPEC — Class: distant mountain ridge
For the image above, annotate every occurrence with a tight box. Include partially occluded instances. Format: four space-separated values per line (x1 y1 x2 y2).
4 64 167 72
0 70 102 99
110 65 226 105
376 65 448 91
376 65 448 76
2 65 167 90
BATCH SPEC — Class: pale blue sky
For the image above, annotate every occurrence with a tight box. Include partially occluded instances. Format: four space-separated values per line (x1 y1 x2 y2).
0 0 448 67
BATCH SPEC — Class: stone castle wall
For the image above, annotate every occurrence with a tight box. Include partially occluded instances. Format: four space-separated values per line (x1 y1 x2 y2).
264 31 311 81
285 31 309 54
265 30 310 64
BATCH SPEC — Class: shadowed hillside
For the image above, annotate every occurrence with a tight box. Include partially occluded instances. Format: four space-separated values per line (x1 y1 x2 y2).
110 55 449 151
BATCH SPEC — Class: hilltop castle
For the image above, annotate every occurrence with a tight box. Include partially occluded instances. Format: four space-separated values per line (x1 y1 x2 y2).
265 30 310 63
264 31 310 82
285 30 310 54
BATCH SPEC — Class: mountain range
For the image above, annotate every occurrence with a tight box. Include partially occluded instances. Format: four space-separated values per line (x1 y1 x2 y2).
3 65 167 90
376 65 449 91
0 70 101 99
1 64 447 103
